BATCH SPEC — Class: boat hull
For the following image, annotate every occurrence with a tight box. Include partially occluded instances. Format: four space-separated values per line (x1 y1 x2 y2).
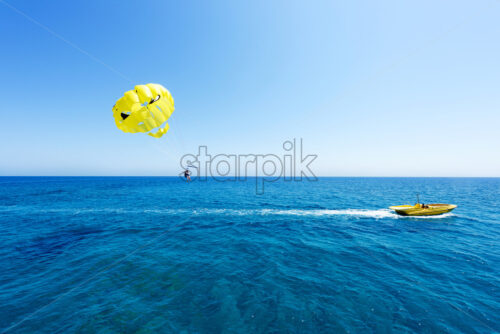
389 204 457 216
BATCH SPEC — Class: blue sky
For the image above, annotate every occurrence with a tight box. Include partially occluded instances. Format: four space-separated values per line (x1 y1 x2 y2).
0 0 499 176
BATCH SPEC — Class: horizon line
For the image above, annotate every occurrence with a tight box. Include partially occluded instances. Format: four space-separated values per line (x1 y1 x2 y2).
1 176 499 178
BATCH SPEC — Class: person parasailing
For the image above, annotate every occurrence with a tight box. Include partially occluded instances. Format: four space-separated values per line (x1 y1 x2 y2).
183 169 191 182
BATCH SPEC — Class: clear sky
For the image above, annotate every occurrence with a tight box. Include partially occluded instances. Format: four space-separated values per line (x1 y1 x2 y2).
0 0 499 176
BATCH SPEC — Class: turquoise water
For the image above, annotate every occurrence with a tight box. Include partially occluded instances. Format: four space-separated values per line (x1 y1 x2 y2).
0 177 498 333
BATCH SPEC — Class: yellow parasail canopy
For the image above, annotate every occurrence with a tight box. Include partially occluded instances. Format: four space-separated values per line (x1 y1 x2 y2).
112 83 174 138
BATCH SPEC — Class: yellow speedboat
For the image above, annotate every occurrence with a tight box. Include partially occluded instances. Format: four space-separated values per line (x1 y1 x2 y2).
389 203 457 216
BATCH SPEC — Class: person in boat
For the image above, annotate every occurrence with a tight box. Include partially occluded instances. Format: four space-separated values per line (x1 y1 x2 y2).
183 169 191 182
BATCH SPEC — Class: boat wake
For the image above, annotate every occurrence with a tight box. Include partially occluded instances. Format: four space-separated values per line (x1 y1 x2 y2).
142 208 397 218
0 206 456 219
249 208 396 218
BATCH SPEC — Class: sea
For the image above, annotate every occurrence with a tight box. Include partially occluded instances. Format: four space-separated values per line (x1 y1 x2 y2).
0 177 498 333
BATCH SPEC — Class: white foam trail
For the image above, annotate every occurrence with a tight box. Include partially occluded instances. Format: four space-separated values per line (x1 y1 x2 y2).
257 208 397 218
145 208 399 219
